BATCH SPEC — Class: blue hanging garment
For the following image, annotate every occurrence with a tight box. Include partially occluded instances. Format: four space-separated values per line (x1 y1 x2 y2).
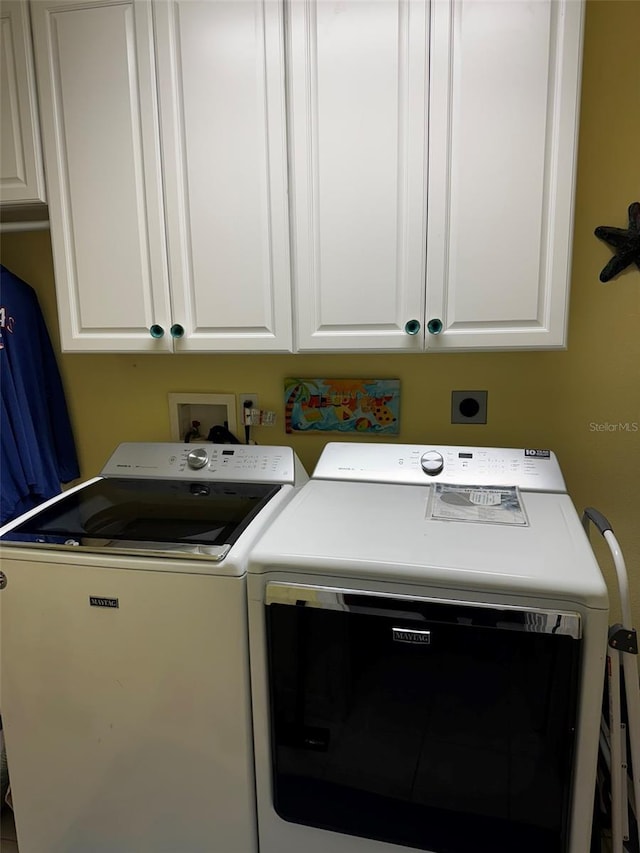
0 265 80 524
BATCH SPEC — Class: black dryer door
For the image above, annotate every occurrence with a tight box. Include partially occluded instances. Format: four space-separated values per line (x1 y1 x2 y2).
266 584 582 853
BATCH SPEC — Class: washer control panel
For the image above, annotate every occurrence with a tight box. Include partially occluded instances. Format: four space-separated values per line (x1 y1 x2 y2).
312 443 566 492
101 442 306 485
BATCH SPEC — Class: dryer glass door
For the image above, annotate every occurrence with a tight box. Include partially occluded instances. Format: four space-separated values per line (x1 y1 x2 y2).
266 585 582 853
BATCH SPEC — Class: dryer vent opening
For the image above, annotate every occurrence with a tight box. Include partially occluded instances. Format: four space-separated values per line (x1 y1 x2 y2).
451 390 488 424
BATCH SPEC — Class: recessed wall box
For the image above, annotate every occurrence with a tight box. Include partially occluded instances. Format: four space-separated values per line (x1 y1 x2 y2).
168 393 238 442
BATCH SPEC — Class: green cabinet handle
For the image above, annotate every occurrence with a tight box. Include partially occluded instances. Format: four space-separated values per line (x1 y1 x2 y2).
149 324 165 339
170 324 185 339
427 318 443 335
404 319 421 335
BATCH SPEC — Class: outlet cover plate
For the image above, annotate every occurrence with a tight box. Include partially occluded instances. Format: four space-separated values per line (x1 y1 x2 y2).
451 390 488 424
238 394 259 429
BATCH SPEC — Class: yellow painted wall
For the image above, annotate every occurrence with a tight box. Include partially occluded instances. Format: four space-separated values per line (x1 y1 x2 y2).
1 1 639 621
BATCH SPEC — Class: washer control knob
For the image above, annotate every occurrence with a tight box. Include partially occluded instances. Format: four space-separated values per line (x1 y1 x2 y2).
420 450 444 476
187 448 209 470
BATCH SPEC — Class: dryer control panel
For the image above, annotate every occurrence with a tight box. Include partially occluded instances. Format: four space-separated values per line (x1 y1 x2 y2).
312 443 566 492
100 443 307 485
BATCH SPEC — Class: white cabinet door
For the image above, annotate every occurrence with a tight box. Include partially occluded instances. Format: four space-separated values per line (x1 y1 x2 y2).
154 0 292 353
290 0 429 352
0 0 46 205
426 0 584 350
30 0 173 352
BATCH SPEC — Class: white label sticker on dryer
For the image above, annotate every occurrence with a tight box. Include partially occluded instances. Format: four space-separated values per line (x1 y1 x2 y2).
428 484 528 525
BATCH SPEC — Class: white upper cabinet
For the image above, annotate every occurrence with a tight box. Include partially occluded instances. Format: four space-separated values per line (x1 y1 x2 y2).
30 0 173 352
0 0 46 205
28 0 584 353
290 0 429 352
292 0 584 351
153 0 292 352
31 0 291 353
426 0 584 350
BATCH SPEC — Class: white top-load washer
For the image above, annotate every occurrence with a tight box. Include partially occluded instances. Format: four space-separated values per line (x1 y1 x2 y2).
247 442 609 853
0 442 307 853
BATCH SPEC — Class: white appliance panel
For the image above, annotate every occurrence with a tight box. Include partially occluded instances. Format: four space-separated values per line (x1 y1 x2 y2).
249 480 608 608
100 441 303 484
1 558 255 853
312 442 566 491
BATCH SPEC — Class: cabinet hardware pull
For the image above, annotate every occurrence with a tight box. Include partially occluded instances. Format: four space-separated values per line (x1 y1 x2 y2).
404 319 421 335
149 324 165 338
427 318 443 335
170 324 185 339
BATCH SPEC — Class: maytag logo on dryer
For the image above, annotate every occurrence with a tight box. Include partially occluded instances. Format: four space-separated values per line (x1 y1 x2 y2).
89 596 119 608
524 449 551 458
392 627 431 645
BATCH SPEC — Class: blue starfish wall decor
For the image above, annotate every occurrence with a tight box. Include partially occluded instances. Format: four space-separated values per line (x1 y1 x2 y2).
594 201 640 283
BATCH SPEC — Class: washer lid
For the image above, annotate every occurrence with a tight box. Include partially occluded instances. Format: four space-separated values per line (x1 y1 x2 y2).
1 477 281 560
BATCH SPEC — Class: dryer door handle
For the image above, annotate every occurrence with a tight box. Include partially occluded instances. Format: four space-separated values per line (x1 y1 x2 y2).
265 582 581 638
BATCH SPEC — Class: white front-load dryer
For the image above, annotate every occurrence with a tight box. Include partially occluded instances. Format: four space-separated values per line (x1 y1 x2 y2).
247 442 609 853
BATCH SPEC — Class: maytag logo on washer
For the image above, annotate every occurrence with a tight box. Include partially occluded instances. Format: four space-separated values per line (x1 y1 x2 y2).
392 627 431 645
89 596 119 608
524 449 551 458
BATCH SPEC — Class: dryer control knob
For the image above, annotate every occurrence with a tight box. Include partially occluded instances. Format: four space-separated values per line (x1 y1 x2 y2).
420 451 444 476
187 448 209 470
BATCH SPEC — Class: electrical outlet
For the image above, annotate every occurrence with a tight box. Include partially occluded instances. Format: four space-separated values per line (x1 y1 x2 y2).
451 390 488 424
238 394 259 428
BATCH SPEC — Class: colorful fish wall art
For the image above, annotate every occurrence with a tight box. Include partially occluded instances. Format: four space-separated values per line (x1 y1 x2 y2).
284 378 401 435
